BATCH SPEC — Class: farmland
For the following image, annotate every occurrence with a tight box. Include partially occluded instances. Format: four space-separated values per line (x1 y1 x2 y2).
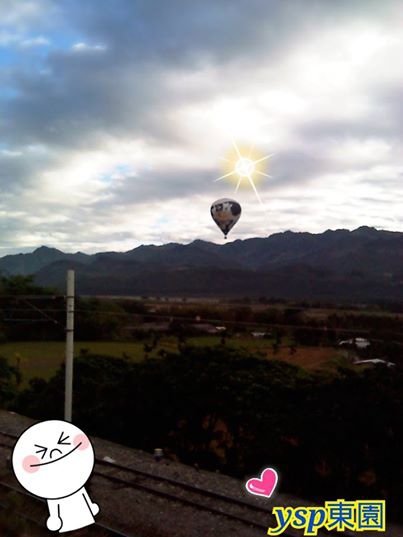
1 281 402 523
1 286 402 388
1 336 346 387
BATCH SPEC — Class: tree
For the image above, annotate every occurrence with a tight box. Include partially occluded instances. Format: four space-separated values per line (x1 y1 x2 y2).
0 276 62 341
0 356 21 408
13 348 403 522
0 275 55 296
75 298 128 340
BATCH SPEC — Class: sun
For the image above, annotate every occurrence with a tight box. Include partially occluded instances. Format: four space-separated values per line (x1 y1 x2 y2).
235 157 255 177
215 141 273 203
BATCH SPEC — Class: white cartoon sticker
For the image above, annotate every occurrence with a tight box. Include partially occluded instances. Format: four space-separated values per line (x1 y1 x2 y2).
12 419 99 533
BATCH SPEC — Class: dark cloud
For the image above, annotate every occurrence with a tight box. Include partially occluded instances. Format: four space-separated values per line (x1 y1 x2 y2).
0 150 56 194
370 84 403 139
3 0 389 151
61 0 302 66
0 0 402 253
1 0 397 153
267 149 331 190
91 167 216 209
296 86 403 147
297 119 390 143
62 0 393 65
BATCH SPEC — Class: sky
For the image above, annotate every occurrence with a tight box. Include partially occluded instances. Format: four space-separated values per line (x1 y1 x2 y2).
0 0 402 255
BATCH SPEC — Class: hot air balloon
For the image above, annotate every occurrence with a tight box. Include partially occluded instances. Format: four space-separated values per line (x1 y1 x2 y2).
210 198 241 239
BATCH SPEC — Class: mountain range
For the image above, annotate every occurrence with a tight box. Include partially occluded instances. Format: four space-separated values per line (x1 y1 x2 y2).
1 226 403 301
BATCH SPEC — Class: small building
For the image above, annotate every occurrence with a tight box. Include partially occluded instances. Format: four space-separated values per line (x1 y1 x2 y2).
251 331 271 339
192 323 222 334
338 337 370 349
354 358 395 367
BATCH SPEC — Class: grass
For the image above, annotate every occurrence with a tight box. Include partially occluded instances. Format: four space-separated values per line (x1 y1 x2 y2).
273 346 346 371
0 341 147 387
0 336 347 387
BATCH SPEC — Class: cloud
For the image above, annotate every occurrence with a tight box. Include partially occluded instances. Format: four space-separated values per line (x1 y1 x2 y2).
0 1 50 26
71 42 106 52
0 31 21 46
0 0 403 254
20 35 50 47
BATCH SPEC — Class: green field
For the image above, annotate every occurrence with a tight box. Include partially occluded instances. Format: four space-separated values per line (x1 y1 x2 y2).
0 336 273 385
0 335 342 387
0 341 148 386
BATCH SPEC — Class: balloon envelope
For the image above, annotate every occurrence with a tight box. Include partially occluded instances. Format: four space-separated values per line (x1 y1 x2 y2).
210 198 242 238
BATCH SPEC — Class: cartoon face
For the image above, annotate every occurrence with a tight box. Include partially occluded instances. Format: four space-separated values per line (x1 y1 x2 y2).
12 420 95 500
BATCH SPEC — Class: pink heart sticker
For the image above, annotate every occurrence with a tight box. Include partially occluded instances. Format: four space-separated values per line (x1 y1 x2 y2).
245 467 278 498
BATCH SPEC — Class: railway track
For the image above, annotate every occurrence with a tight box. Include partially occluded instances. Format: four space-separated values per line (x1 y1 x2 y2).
0 480 131 537
0 430 272 532
0 431 133 536
0 428 331 537
94 462 270 531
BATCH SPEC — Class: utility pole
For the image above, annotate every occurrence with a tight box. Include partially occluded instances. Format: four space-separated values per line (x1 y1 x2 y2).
64 270 75 422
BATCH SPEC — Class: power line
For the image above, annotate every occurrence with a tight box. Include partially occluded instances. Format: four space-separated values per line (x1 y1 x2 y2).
2 309 403 341
19 297 64 327
0 295 65 299
1 298 402 340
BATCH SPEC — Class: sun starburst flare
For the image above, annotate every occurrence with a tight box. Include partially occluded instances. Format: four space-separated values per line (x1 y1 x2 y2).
215 141 273 203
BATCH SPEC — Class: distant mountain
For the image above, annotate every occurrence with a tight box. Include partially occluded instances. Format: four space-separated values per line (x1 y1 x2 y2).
0 246 91 276
2 227 403 301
